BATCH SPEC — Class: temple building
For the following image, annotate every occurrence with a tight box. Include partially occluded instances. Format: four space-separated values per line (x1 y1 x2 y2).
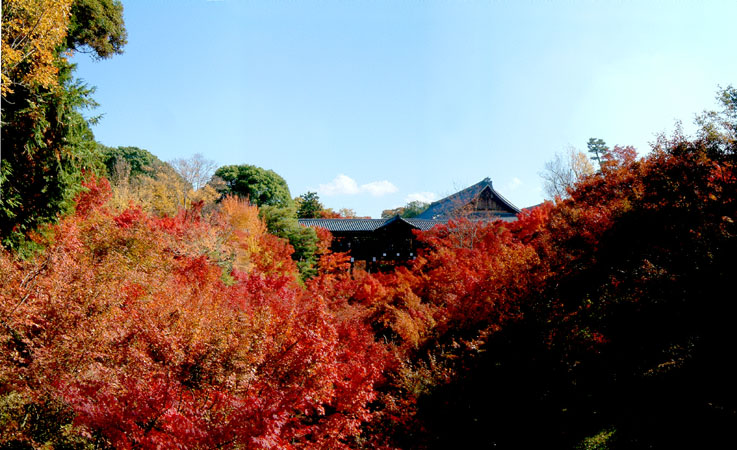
298 178 520 269
414 177 520 221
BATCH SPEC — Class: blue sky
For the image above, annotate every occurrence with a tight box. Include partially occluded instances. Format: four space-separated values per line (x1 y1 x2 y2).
73 0 737 217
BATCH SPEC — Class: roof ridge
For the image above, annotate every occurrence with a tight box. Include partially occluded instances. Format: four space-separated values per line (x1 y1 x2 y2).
416 177 520 220
479 184 521 214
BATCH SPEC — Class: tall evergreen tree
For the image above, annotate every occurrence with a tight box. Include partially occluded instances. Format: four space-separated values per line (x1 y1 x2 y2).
1 0 127 247
587 137 610 169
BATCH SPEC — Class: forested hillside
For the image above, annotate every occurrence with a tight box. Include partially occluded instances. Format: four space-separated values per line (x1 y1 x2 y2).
2 1 736 448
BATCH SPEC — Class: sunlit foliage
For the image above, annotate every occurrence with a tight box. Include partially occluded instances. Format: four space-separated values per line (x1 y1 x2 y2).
0 0 126 249
2 83 735 448
0 177 388 448
1 0 73 97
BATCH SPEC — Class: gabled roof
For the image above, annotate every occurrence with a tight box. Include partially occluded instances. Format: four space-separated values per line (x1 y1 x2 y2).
299 178 520 231
402 218 446 231
380 215 443 231
298 218 387 232
415 177 520 220
298 216 443 232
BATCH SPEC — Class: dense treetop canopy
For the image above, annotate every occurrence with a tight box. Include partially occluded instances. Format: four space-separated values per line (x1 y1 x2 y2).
296 191 323 219
66 0 127 59
101 145 171 180
214 164 293 208
0 0 128 248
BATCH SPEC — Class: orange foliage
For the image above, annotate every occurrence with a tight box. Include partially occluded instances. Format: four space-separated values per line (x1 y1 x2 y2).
215 195 297 276
0 178 388 449
4 122 736 447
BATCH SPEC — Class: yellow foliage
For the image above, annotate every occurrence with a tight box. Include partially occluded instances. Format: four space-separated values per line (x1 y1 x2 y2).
138 170 188 216
218 196 267 273
571 149 596 179
109 170 222 217
107 178 136 211
108 168 187 217
106 176 281 276
190 184 220 208
390 288 435 348
1 0 73 97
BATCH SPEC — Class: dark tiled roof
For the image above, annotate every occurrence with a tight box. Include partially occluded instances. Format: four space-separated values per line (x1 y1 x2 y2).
415 177 520 220
402 218 445 230
298 218 387 232
298 216 445 232
299 178 521 231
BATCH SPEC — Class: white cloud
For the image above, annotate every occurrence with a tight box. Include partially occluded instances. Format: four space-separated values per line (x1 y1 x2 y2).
361 180 398 196
405 192 436 203
318 174 360 195
317 174 397 197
